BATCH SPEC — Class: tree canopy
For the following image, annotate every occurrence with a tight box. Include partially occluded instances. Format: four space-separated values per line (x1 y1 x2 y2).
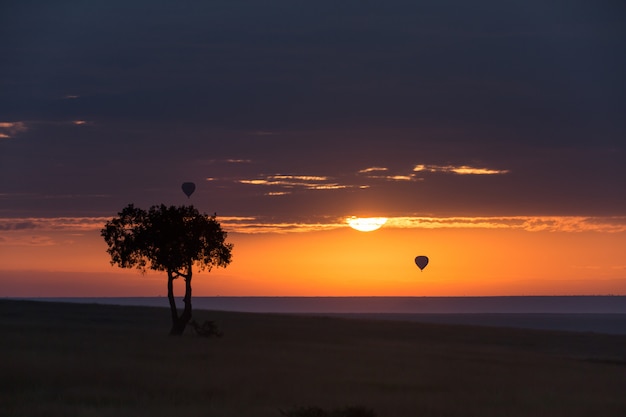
102 204 232 274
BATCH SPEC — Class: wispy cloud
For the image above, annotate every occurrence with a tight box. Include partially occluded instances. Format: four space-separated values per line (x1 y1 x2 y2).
364 173 418 181
0 217 109 246
1 235 57 246
385 216 626 233
413 164 510 175
0 121 28 138
226 159 252 163
274 175 327 181
238 174 355 194
358 167 388 174
386 175 415 181
211 162 506 196
223 215 626 234
358 166 421 182
1 215 625 238
0 217 110 232
220 217 345 233
1 120 94 138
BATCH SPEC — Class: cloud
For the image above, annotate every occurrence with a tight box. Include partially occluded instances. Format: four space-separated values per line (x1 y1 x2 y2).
385 216 626 233
0 121 28 138
2 215 624 238
272 175 329 181
0 217 110 232
226 159 252 163
219 216 346 233
363 173 418 181
385 175 414 181
238 174 355 193
358 167 388 173
358 166 422 182
0 120 92 139
218 215 626 234
413 164 510 175
224 215 626 234
214 163 429 197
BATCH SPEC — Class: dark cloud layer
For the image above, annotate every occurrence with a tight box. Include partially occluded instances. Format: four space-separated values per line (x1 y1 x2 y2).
1 1 625 219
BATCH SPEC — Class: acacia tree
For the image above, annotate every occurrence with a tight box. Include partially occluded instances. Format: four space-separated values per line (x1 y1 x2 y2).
101 204 233 335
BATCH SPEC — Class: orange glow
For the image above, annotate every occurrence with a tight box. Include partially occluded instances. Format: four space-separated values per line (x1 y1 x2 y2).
1 218 626 297
194 227 626 296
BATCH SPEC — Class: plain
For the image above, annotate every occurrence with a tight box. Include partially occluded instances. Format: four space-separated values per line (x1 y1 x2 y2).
1 299 625 417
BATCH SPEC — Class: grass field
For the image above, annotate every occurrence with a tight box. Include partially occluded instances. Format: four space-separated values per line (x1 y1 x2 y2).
1 299 625 417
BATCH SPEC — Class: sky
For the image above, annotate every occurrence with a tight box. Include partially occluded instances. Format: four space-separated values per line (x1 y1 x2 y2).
1 0 625 297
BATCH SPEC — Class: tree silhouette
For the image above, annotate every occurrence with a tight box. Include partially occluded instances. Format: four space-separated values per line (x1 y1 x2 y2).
101 204 233 335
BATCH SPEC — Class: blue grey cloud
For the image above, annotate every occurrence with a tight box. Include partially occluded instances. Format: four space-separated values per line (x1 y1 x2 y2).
1 0 624 219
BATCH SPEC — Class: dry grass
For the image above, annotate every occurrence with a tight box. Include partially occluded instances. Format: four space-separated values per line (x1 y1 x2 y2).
1 299 625 417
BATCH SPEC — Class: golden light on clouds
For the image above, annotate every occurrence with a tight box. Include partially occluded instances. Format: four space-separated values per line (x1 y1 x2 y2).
2 216 626 238
0 122 26 128
272 175 328 181
364 173 417 181
383 216 626 233
358 167 388 173
451 166 509 175
386 175 414 181
0 121 27 138
413 164 509 175
222 162 508 197
358 166 419 181
238 174 351 191
239 179 269 185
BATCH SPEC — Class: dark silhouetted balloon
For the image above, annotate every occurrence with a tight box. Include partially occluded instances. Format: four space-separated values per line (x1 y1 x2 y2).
414 256 429 271
181 182 196 198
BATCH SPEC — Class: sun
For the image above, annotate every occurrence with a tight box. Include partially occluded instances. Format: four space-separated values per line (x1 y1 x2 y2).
346 216 388 232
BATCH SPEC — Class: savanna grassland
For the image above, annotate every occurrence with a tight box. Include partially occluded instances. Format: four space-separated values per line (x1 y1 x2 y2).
1 299 625 417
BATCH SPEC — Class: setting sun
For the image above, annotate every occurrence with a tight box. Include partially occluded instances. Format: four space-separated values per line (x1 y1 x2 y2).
346 216 388 232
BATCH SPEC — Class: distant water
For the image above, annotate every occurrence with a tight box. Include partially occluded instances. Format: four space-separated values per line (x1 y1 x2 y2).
17 296 626 335
23 295 626 314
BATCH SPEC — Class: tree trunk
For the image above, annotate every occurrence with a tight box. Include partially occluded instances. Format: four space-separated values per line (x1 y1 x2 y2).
179 264 193 331
167 271 182 335
167 266 193 336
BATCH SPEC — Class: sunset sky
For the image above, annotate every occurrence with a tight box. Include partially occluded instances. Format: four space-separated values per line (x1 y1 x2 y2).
1 1 625 297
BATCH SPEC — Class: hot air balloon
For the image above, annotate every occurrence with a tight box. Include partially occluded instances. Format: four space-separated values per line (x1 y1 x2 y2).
414 256 429 271
181 182 196 198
